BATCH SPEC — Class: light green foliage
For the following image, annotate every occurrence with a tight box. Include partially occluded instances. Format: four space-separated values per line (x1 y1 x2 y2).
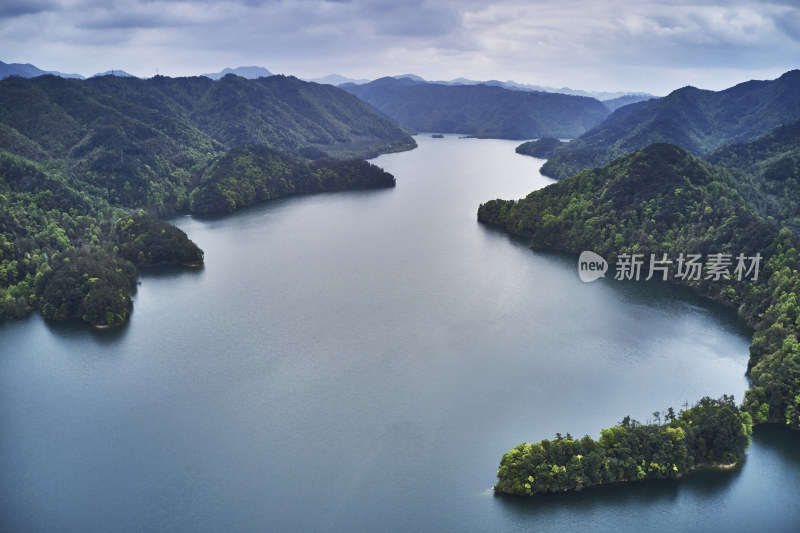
495 396 750 496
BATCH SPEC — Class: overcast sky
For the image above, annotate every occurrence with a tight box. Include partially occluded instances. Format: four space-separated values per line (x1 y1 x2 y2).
1 0 798 95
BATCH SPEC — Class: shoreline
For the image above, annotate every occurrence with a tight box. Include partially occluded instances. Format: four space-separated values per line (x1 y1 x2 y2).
493 459 742 497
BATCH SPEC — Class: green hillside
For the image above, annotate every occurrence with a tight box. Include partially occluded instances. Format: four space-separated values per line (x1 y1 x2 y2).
537 70 800 179
706 120 800 227
189 144 395 214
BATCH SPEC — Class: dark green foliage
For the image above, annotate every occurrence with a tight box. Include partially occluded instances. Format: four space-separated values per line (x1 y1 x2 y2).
37 247 136 327
541 70 800 179
706 120 800 228
341 77 610 139
515 138 564 158
115 214 203 266
740 229 800 428
0 148 207 325
188 145 395 214
495 396 752 496
0 74 413 211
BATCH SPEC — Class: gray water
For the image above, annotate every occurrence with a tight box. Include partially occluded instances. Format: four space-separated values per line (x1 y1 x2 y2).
1 135 798 532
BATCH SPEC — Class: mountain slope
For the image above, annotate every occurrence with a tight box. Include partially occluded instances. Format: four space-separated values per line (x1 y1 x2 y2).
188 144 395 214
0 74 414 209
479 143 773 261
706 120 800 226
341 77 610 139
539 70 800 179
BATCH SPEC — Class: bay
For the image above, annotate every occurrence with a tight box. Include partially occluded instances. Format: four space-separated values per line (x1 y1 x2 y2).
1 135 798 531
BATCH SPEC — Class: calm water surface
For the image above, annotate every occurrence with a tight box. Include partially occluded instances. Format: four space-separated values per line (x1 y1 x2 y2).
2 135 799 532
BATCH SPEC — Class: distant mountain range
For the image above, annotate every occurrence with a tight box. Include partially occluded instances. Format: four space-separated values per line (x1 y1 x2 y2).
92 70 136 78
0 61 140 80
200 66 274 80
339 76 612 139
306 74 372 86
0 61 85 80
416 76 653 102
305 73 654 102
1 60 653 102
0 62 275 81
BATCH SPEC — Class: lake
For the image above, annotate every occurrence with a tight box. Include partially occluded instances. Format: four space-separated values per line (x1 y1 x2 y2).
1 135 799 532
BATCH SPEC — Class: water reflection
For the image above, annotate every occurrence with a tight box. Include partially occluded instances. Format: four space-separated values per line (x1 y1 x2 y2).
752 425 800 465
44 315 131 344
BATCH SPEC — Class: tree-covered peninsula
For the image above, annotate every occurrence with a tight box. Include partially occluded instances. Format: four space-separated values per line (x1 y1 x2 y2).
0 74 413 326
495 397 751 496
189 145 394 214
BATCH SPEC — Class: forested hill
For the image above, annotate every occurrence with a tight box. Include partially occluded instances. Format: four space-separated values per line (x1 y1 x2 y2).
478 143 800 435
0 73 414 169
538 70 800 180
706 120 800 227
340 77 610 139
0 74 414 326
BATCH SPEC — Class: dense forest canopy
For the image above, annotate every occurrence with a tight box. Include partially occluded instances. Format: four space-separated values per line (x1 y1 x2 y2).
705 120 800 229
496 396 752 496
0 74 413 326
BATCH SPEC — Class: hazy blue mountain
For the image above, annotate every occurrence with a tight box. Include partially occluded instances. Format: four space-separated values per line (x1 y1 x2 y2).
439 78 654 101
603 94 657 111
201 66 274 80
0 60 85 80
386 74 652 100
92 70 136 78
341 76 610 139
307 74 371 85
392 73 427 82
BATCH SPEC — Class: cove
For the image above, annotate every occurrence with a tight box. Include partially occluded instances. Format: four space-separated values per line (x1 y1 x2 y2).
1 135 798 532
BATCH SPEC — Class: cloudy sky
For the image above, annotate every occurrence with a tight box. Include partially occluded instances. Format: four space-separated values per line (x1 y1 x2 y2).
1 0 798 95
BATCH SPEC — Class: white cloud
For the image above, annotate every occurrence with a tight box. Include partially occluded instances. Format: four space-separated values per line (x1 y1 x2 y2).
1 0 798 94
